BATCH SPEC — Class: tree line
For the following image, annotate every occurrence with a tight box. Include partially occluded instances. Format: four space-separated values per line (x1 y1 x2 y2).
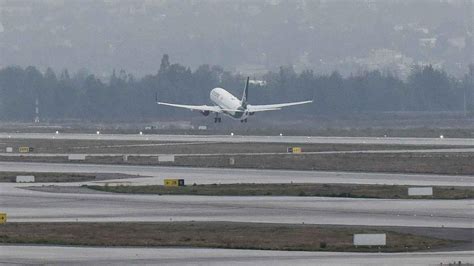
0 55 472 122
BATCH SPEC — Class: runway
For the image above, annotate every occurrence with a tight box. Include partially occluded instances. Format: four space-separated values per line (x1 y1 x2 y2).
1 132 473 146
2 161 473 186
0 246 474 265
1 245 472 265
1 184 471 227
1 134 472 264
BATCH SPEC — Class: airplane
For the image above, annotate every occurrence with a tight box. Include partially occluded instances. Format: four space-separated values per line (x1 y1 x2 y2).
156 77 312 123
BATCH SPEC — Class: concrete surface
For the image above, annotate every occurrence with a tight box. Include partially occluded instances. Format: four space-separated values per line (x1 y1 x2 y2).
1 132 472 264
1 185 471 227
1 162 473 187
0 132 472 146
0 245 472 266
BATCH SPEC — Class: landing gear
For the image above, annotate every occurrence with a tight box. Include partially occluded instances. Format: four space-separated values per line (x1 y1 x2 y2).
214 114 222 123
240 119 247 123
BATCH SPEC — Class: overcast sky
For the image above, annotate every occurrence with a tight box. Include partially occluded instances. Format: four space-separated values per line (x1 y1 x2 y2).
0 0 472 77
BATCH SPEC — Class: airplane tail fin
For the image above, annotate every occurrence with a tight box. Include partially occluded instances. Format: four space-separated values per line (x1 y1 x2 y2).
241 77 249 108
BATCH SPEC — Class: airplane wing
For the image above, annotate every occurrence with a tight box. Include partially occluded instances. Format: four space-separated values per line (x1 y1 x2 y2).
157 102 223 113
247 100 312 112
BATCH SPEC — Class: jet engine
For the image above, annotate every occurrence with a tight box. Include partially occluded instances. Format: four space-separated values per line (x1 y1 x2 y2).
200 110 210 116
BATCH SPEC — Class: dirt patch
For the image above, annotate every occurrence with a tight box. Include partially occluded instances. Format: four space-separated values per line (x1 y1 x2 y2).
0 172 141 183
25 186 112 194
173 152 474 175
0 222 462 252
86 183 474 199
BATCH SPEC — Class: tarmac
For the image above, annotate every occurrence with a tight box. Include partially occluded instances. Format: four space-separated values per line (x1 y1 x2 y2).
0 133 472 265
0 132 473 146
1 245 472 265
0 162 474 186
1 183 471 228
1 161 473 187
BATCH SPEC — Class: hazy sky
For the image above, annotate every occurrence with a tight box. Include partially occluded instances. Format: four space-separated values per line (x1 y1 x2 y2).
0 0 472 77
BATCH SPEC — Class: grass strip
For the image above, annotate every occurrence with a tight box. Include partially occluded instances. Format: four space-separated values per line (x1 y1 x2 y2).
0 172 139 183
171 152 474 175
2 152 473 176
86 183 474 199
0 172 97 183
0 222 458 252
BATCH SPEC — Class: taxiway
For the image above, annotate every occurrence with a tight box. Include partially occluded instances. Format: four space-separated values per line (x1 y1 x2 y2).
1 132 473 146
1 245 472 265
1 184 471 228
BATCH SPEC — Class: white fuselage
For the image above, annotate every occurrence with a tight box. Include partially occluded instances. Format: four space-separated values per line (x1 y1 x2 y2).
157 76 312 122
210 88 248 120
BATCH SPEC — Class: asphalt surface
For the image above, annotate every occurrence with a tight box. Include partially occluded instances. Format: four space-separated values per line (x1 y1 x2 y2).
1 184 471 227
1 132 473 146
1 245 472 265
2 147 474 157
2 162 473 187
1 133 472 265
